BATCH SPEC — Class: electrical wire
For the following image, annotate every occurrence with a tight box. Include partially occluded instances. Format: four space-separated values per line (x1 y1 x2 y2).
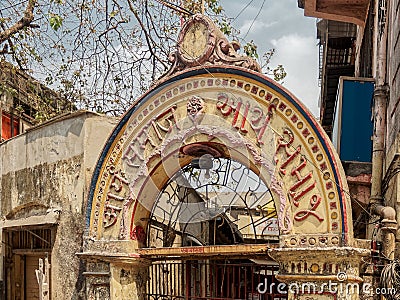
243 0 265 40
157 25 377 222
232 0 255 23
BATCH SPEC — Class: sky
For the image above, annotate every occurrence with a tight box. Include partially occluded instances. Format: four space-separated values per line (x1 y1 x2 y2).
219 0 320 117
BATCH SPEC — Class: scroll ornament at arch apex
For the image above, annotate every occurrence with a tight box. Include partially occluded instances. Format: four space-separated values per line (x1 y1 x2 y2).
86 67 353 249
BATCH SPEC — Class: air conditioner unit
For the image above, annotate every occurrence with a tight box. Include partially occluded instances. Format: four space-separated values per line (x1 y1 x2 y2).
332 77 374 162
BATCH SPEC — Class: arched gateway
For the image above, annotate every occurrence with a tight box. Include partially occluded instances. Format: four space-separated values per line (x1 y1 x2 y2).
82 14 368 300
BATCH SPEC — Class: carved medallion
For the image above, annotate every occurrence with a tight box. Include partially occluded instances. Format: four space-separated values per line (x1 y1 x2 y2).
181 22 208 60
186 95 204 122
178 14 216 66
160 14 261 81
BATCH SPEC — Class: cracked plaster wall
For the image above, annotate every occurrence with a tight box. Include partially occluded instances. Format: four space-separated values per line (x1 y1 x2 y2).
0 111 118 299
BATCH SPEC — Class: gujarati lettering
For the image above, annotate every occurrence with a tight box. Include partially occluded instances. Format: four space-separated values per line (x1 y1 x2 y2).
103 168 129 229
122 105 179 169
216 92 276 144
275 128 323 223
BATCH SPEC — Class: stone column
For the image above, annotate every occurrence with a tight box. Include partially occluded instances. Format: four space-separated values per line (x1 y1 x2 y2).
109 258 150 300
85 261 111 300
269 247 370 300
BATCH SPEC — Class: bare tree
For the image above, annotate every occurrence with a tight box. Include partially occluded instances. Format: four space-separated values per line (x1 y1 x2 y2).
0 0 285 117
0 0 38 44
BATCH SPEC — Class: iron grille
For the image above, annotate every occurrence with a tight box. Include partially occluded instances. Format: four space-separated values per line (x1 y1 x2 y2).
6 228 53 250
147 158 278 249
147 260 287 300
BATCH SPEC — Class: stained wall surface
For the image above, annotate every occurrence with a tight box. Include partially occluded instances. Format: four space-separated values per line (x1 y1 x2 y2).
0 111 117 299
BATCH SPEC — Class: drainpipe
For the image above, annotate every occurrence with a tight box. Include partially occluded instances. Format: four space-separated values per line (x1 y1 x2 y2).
370 0 397 261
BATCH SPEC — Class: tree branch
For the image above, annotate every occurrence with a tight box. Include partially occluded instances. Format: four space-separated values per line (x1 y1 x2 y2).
127 0 168 70
0 23 25 70
0 0 37 44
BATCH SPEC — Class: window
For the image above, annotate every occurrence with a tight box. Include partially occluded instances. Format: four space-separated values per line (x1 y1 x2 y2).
1 112 19 141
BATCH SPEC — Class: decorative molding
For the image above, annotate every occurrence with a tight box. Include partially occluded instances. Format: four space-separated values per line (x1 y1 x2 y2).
186 95 205 122
160 14 261 81
281 234 342 248
86 68 351 247
1 209 61 228
269 246 369 282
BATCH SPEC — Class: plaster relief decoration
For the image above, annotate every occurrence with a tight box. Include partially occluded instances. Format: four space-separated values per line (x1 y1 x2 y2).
161 14 261 81
186 95 204 122
87 74 351 247
85 14 352 255
274 128 324 223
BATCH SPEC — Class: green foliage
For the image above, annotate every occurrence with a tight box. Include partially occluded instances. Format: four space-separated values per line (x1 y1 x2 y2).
219 18 232 36
205 0 223 15
0 0 287 118
273 64 287 82
244 41 258 59
261 49 287 82
49 13 63 31
263 49 275 66
0 83 17 97
110 10 119 18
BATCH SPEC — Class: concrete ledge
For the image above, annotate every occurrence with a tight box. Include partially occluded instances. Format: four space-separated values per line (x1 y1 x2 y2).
0 209 61 229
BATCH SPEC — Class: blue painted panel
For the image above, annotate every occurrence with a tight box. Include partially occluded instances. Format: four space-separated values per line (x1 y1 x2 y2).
338 79 374 162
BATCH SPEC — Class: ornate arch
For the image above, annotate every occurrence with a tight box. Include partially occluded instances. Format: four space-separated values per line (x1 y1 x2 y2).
84 66 353 255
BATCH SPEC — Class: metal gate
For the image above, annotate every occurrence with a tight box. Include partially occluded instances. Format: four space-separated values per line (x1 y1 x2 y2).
147 260 287 300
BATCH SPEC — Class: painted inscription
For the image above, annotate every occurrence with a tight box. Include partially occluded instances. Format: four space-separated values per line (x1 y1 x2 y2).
215 93 325 224
103 167 129 228
181 247 205 254
123 105 180 169
216 92 276 144
103 203 122 228
275 128 324 223
100 105 182 231
100 89 327 233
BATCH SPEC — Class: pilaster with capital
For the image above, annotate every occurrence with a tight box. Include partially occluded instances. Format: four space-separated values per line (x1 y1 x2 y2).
269 247 370 300
109 259 150 300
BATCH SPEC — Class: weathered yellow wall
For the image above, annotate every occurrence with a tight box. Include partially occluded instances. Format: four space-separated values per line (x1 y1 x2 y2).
0 111 117 299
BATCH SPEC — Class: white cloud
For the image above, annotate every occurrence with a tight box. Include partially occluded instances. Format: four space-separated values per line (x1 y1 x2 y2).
269 34 320 116
239 20 278 37
220 0 321 117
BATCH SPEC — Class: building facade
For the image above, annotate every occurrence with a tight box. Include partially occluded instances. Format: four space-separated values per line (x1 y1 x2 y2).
300 0 400 298
81 14 371 300
1 4 397 299
0 59 74 143
0 111 117 298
